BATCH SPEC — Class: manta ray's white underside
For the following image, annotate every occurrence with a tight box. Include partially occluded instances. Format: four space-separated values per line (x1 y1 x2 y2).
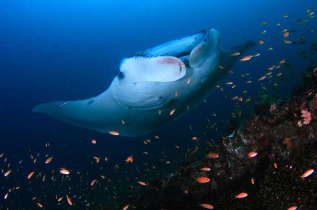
33 28 255 136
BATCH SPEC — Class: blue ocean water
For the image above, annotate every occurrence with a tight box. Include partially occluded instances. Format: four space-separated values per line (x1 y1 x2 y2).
0 0 316 208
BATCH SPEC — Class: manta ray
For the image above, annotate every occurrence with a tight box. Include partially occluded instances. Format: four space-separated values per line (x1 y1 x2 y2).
33 28 255 136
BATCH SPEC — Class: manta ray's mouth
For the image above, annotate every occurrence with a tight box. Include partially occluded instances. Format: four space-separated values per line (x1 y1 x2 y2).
132 30 208 58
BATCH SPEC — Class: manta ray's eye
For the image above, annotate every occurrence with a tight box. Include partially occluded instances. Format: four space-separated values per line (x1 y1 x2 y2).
117 70 125 79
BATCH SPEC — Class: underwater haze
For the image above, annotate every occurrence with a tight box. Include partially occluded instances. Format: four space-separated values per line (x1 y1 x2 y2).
0 0 317 209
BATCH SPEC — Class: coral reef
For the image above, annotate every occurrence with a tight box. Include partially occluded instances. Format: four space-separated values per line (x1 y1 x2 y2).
125 67 317 210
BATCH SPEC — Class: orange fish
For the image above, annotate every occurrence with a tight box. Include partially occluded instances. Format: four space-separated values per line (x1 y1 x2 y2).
248 152 257 158
231 52 240 56
109 131 119 135
192 136 197 140
288 206 297 210
91 139 97 144
123 204 129 210
27 171 35 179
226 82 233 85
251 178 255 185
121 119 125 125
274 163 277 168
60 169 70 175
138 181 147 186
187 77 191 84
207 153 219 159
170 109 176 115
258 76 266 81
235 192 248 199
283 31 289 38
200 203 214 209
301 169 314 178
125 155 133 163
37 203 43 208
196 177 210 183
240 55 252 62
4 170 11 177
258 40 264 44
283 39 293 44
66 195 72 206
201 167 211 172
90 179 97 186
45 157 53 164
175 90 178 97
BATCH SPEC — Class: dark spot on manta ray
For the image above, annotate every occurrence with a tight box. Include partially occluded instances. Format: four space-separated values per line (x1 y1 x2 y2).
167 99 176 108
87 100 94 106
117 70 125 79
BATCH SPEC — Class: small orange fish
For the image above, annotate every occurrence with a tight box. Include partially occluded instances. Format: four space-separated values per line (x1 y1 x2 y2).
60 169 70 175
251 178 254 185
27 171 35 179
240 55 252 62
123 204 129 210
231 52 240 56
283 31 290 38
274 163 277 168
207 153 219 159
4 170 11 177
187 77 191 84
192 136 197 140
201 167 211 172
218 65 224 69
138 181 147 186
158 110 162 115
196 177 210 183
125 155 133 163
283 39 293 44
45 157 53 164
91 139 97 144
226 82 233 85
170 109 176 115
37 203 43 208
248 152 257 158
109 131 119 135
258 40 264 44
66 195 72 206
301 169 314 178
90 179 97 186
235 192 248 199
200 203 214 209
121 119 125 125
258 76 266 81
288 206 297 210
175 90 178 97
277 72 282 76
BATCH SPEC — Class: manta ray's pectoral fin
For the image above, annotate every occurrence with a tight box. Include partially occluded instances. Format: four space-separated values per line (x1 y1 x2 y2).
32 91 121 134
